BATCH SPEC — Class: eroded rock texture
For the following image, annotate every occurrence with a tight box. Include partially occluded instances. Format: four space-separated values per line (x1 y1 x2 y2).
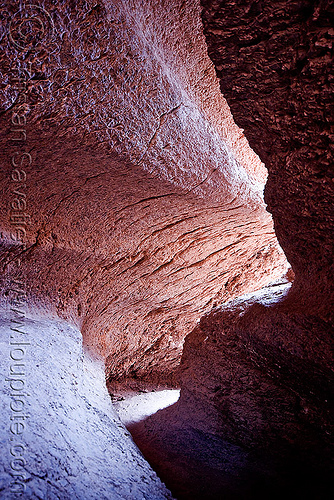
197 0 334 442
129 284 333 499
0 0 291 497
129 1 334 497
0 308 173 499
0 0 287 385
201 0 334 316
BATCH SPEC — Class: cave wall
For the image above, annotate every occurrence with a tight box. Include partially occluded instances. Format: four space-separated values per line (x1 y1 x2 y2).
195 0 334 439
129 283 333 498
0 0 292 497
200 0 334 317
0 0 288 385
125 2 334 497
0 308 173 498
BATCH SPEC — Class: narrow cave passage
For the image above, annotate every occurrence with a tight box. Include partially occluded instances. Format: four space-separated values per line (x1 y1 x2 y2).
0 0 332 499
108 281 299 500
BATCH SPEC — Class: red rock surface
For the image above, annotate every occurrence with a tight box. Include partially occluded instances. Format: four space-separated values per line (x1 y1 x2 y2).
128 2 334 497
200 0 334 318
124 0 334 500
0 0 287 386
196 0 334 447
129 285 334 499
3 1 331 498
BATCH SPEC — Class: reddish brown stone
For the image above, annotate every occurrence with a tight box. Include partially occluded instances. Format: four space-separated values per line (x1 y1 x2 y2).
200 0 334 317
0 0 287 386
132 1 334 497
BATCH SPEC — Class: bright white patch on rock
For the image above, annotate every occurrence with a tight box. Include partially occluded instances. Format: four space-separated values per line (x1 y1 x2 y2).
113 390 180 428
220 282 292 316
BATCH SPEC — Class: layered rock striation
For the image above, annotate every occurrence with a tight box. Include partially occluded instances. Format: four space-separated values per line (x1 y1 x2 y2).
0 0 287 384
200 0 334 315
129 1 334 497
0 0 291 497
196 0 334 450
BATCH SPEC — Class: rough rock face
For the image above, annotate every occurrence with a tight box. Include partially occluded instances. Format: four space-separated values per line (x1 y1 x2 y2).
197 0 334 443
180 286 333 451
0 308 173 499
200 0 334 316
0 0 291 497
129 1 334 497
129 285 333 499
0 0 287 385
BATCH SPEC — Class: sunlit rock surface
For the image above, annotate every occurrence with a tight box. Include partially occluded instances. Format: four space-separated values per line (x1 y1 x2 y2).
113 389 180 427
